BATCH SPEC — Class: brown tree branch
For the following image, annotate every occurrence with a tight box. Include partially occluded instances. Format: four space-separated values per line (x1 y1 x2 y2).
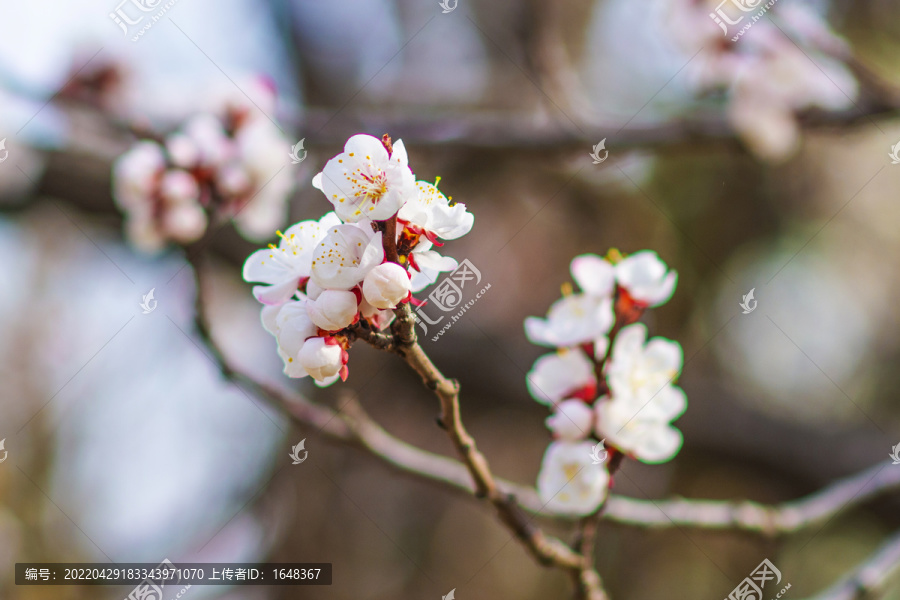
373 271 608 599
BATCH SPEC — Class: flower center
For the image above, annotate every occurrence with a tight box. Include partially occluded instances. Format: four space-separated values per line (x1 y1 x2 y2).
351 169 388 207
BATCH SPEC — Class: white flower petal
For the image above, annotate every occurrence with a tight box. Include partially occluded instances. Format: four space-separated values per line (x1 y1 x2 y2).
571 254 615 297
546 400 594 441
526 350 596 406
615 250 678 307
310 225 385 290
537 441 609 516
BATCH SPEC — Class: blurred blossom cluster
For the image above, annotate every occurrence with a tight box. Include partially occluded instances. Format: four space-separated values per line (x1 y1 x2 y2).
112 78 293 252
525 251 685 515
669 1 857 161
242 134 473 385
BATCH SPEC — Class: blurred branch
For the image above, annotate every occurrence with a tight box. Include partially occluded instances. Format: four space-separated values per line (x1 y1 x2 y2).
293 103 899 152
603 462 900 535
800 529 900 600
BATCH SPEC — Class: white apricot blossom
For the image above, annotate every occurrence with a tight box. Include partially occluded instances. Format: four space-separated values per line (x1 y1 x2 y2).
537 441 610 516
241 132 475 389
363 262 411 309
113 95 295 252
666 1 857 162
399 179 474 241
614 251 677 307
605 323 683 400
594 385 687 464
570 254 615 298
243 213 342 305
306 289 360 331
313 134 416 222
310 224 385 290
546 400 594 441
524 293 614 348
113 141 209 253
526 350 596 406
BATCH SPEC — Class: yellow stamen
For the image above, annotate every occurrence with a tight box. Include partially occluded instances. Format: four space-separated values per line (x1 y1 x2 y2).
605 248 624 264
561 282 574 296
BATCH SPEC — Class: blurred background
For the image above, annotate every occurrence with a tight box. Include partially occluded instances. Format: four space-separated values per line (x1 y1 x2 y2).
2 0 900 598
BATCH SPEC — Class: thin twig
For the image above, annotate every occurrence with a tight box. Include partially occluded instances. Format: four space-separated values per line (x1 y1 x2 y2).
384 297 608 599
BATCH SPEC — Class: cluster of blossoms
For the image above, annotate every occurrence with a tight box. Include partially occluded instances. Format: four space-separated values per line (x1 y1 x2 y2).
668 2 857 162
243 134 473 385
112 80 294 252
527 250 686 515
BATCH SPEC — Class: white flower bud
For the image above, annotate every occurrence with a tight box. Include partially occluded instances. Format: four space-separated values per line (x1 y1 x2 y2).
165 134 200 169
162 203 207 244
362 262 411 309
160 169 200 205
113 141 165 208
306 289 359 331
298 337 344 382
